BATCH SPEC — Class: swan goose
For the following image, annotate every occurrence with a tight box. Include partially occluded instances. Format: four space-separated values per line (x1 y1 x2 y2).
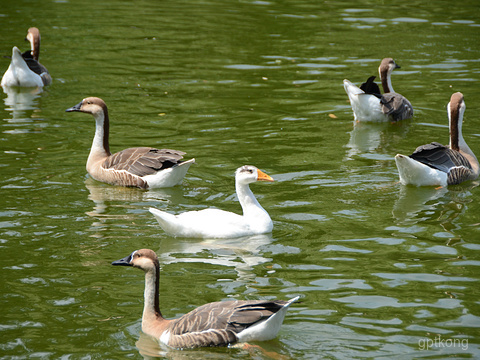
112 248 299 349
149 165 273 238
395 92 479 186
66 97 195 189
1 27 51 87
343 58 413 122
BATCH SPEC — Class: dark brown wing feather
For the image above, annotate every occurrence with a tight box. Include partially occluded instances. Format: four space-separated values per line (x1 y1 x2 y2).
102 147 186 177
409 142 473 185
165 300 288 348
360 76 381 96
22 50 48 76
380 93 413 121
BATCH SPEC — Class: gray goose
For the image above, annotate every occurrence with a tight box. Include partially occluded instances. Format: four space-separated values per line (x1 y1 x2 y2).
343 58 413 122
395 92 479 186
112 249 299 349
66 97 194 189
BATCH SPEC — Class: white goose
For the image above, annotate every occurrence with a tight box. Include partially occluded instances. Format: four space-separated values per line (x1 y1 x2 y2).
66 97 195 189
343 58 413 122
112 248 299 349
149 165 274 238
1 28 51 87
395 92 479 186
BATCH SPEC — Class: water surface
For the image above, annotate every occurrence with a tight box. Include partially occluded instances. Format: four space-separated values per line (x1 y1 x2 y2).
1 0 479 359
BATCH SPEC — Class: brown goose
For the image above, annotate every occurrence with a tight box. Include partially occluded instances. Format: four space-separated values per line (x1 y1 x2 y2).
343 58 413 122
66 97 194 189
112 249 299 349
22 27 52 86
395 92 479 186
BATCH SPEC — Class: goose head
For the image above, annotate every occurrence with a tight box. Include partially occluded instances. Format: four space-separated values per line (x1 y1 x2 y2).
112 249 158 272
379 58 400 76
25 27 41 60
235 165 274 186
65 97 108 118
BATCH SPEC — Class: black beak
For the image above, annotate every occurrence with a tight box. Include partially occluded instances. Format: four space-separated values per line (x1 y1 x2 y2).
112 254 133 266
65 101 83 112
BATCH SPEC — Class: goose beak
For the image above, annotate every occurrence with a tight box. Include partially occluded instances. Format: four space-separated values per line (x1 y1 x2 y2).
112 254 133 266
65 101 83 112
257 169 274 182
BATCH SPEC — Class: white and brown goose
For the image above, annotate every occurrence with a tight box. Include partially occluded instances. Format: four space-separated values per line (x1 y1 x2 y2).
395 92 479 186
343 58 413 122
1 27 51 87
112 249 299 349
66 97 195 189
149 165 274 238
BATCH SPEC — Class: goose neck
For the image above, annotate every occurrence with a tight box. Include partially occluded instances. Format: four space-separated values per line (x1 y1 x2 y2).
379 67 394 93
142 263 164 325
235 181 267 218
89 111 111 158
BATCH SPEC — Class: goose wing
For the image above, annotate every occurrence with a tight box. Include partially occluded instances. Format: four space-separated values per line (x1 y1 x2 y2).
21 50 46 76
380 93 413 121
103 147 186 177
410 142 473 185
164 300 289 348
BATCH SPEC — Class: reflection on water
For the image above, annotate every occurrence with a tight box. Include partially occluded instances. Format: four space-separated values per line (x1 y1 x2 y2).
344 120 411 160
392 185 450 225
159 234 273 284
2 86 42 120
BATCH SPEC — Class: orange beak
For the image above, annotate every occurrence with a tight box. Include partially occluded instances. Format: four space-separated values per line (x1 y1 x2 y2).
257 169 274 182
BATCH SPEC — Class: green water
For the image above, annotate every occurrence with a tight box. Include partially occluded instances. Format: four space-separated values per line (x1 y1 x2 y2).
1 0 479 359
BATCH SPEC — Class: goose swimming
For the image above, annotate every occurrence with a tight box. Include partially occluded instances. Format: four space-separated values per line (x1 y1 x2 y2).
149 165 273 238
343 58 413 122
66 97 194 189
395 92 479 186
1 28 51 87
112 248 299 349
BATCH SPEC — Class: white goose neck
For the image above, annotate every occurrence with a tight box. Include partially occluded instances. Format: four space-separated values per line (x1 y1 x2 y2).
235 180 269 219
87 112 110 166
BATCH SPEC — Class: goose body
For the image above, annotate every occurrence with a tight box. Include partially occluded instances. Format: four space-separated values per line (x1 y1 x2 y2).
395 92 479 186
149 165 274 238
112 249 299 349
1 47 44 87
344 58 413 122
1 28 51 87
66 97 194 189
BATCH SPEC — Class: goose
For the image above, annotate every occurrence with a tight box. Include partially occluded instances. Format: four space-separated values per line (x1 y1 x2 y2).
112 248 299 349
22 27 52 86
149 165 274 238
343 58 413 122
1 28 51 87
395 92 479 186
66 97 195 189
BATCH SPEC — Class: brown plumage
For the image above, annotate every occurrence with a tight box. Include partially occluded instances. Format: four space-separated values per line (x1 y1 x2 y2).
112 249 299 349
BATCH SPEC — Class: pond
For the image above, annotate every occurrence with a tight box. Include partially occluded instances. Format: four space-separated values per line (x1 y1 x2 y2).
1 0 479 359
